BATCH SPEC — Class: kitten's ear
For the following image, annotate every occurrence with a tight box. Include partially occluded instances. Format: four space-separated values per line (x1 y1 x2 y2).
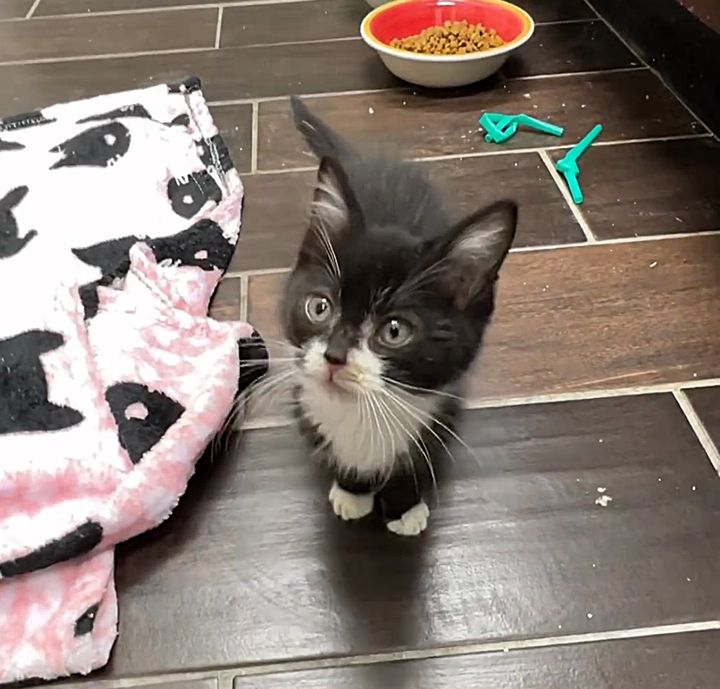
311 156 357 233
441 200 517 309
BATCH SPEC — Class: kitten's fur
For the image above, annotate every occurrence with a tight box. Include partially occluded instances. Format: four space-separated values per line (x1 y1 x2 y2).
283 97 517 536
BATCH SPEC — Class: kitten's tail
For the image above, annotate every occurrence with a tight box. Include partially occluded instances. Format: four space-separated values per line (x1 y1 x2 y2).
290 96 355 160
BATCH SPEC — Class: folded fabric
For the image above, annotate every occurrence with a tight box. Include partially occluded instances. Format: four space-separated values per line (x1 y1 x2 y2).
0 78 268 683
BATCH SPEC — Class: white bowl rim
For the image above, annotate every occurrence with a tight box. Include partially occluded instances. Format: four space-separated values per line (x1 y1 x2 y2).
360 0 536 63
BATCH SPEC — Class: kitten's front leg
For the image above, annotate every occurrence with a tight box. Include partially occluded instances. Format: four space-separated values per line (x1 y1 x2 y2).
329 475 375 521
377 472 429 537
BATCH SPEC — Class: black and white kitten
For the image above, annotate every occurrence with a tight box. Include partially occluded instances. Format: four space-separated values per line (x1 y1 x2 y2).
283 97 517 536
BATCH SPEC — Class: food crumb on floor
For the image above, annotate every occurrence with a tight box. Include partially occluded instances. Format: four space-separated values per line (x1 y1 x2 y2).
595 494 613 507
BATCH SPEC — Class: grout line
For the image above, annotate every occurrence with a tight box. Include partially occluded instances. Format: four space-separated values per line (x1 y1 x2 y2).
231 621 720 678
247 133 711 176
222 228 720 280
240 378 720 431
8 0 326 22
538 150 596 242
208 67 649 107
217 672 234 689
581 0 714 136
25 0 42 18
464 378 720 411
508 65 646 81
239 273 249 321
250 101 259 173
49 620 720 687
214 6 224 49
0 46 209 67
226 266 292 278
673 390 720 476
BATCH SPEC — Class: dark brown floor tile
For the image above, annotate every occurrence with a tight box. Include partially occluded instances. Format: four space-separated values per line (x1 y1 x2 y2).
551 138 720 239
220 0 366 48
209 103 253 173
0 9 217 62
0 40 395 116
35 0 218 14
230 153 584 272
209 277 241 322
680 0 720 33
0 0 33 19
234 631 720 689
504 20 637 78
258 70 698 170
685 387 720 454
246 235 720 401
107 394 720 673
521 0 596 22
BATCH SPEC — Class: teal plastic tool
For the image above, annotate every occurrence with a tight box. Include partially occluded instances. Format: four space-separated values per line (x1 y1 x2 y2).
479 112 565 144
555 124 603 205
479 113 517 143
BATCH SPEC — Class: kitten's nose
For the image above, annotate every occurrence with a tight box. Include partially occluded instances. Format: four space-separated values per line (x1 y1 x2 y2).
324 349 347 367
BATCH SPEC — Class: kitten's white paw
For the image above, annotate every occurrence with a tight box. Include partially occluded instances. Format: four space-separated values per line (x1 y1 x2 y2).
386 501 430 537
329 481 374 521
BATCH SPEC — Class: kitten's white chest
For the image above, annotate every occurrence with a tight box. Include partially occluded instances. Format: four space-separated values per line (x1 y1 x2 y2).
299 382 436 477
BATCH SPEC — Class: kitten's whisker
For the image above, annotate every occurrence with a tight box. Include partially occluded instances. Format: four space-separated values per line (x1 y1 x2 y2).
371 391 397 466
372 393 422 498
365 391 388 466
376 389 438 505
384 387 480 470
380 389 446 488
382 377 464 402
243 368 296 414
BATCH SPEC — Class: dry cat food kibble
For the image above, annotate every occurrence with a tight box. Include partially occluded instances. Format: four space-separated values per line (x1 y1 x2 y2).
390 20 506 55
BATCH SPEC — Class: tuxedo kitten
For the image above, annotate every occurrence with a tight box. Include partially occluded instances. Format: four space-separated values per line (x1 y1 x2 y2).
283 97 517 536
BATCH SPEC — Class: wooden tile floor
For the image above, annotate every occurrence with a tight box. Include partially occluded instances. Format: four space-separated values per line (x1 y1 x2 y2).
3 0 718 687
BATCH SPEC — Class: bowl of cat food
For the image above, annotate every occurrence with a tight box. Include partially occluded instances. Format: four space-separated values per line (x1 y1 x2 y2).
361 0 534 87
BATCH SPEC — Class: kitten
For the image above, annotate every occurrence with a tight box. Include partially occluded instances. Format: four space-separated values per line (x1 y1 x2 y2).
282 97 517 536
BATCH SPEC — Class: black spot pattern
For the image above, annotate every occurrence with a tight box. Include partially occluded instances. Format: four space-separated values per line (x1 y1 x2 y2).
0 521 103 578
78 104 152 124
169 113 190 127
74 603 100 636
72 218 234 284
0 138 24 152
168 76 202 94
197 134 235 173
105 382 185 463
0 110 55 132
167 171 222 219
0 186 37 259
50 122 130 170
150 219 234 271
0 330 84 435
72 235 139 280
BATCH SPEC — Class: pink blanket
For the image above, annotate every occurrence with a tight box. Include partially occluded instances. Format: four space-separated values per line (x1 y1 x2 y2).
0 78 267 682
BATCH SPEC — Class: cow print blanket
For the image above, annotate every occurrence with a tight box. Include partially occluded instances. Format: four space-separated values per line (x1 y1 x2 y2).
0 77 268 683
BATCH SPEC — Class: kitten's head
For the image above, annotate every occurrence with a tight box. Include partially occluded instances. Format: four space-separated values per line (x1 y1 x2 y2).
283 100 517 402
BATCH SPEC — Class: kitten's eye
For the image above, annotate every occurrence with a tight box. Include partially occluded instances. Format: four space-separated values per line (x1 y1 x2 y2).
304 294 333 324
378 318 414 348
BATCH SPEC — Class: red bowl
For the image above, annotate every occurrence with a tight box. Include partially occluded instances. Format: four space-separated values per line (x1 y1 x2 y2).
369 0 530 46
361 0 535 87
